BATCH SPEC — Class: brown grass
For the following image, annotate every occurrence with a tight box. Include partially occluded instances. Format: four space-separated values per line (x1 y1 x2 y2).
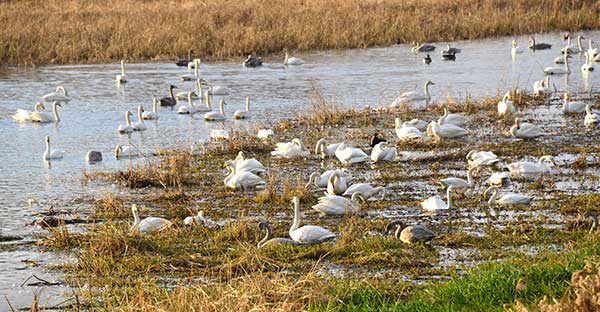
1 0 599 65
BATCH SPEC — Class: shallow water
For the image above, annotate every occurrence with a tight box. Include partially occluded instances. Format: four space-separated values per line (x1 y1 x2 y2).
0 30 599 308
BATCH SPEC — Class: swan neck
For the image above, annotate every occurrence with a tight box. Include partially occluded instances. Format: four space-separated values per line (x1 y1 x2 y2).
488 188 498 205
467 169 473 186
257 225 271 248
132 207 140 227
578 36 583 51
220 101 225 115
53 103 60 122
137 106 143 120
125 112 131 125
291 199 300 231
169 87 175 99
245 97 250 112
121 60 125 75
205 92 211 108
153 99 158 113
590 215 599 233
284 53 288 65
188 93 194 107
446 188 453 209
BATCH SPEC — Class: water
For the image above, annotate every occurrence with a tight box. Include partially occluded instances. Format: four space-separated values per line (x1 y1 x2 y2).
0 30 599 308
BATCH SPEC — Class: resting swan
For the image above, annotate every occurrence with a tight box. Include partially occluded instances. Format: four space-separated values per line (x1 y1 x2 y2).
438 108 467 127
305 169 351 188
326 171 348 195
43 135 64 160
42 85 71 103
271 138 310 158
497 92 515 116
289 197 336 244
426 120 468 139
584 105 599 127
562 93 587 114
229 151 267 176
395 118 424 142
390 81 434 110
315 138 342 159
506 155 554 178
117 111 134 134
30 102 61 123
509 118 543 139
421 186 455 212
386 220 436 244
371 142 397 163
312 192 366 216
485 186 533 207
115 59 128 83
467 150 500 168
533 77 550 96
130 204 172 234
342 183 385 200
335 142 370 165
233 96 252 119
224 162 266 190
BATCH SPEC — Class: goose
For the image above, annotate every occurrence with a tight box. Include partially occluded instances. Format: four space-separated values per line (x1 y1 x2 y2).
511 39 523 55
115 59 128 83
305 169 351 188
439 167 476 194
224 162 266 190
233 96 252 119
204 99 226 121
510 118 543 139
175 49 193 67
342 183 386 200
159 85 178 107
560 35 575 54
181 59 200 81
411 42 435 53
562 93 587 113
371 142 397 163
506 155 554 178
257 129 274 140
395 118 424 142
587 39 599 59
283 51 304 65
584 105 599 127
533 77 550 96
42 85 71 103
369 133 387 147
132 106 147 131
315 138 342 158
421 186 454 212
229 151 267 176
142 97 159 120
426 120 468 139
29 102 61 123
42 136 64 160
130 204 172 234
243 55 264 68
583 211 599 234
484 186 533 207
528 36 552 50
312 193 366 216
289 197 336 244
386 220 436 244
438 108 467 127
177 91 199 114
390 81 434 110
497 92 515 116
488 172 511 187
544 53 570 75
176 78 205 100
467 150 500 168
326 171 348 195
402 118 429 132
209 85 230 96
13 102 46 122
335 142 370 165
271 138 310 158
115 144 138 159
184 211 207 227
257 222 297 248
423 54 432 64
117 111 134 134
581 52 595 73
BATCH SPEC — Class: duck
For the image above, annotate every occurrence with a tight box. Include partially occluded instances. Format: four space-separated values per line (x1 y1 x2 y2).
421 186 455 212
497 92 515 116
42 136 64 160
326 171 348 195
438 107 467 127
581 52 595 73
129 204 172 234
115 144 138 159
506 155 554 178
257 222 297 248
390 81 434 110
584 105 599 127
423 54 432 64
13 102 46 122
224 162 266 190
289 197 336 244
395 118 424 142
312 193 366 216
426 120 468 139
369 133 387 147
29 102 61 123
283 51 304 65
117 111 135 134
334 142 370 165
385 220 436 244
511 39 524 55
42 85 71 103
230 151 267 176
488 172 511 187
533 76 550 96
257 129 274 140
115 59 128 83
315 138 342 158
181 59 200 81
271 138 310 158
177 91 200 114
132 106 147 131
467 150 500 168
175 49 193 67
243 55 264 68
142 97 159 120
204 99 226 121
544 53 570 75
411 42 436 53
484 186 533 207
159 85 178 107
233 96 252 119
562 93 587 114
439 167 476 194
342 183 385 200
509 118 543 139
305 169 351 189
371 142 397 163
528 35 552 50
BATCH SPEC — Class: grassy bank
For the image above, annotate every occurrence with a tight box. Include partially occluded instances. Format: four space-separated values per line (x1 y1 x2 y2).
1 0 599 65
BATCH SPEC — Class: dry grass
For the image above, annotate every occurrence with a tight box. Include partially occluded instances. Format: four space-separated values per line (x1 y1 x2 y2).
1 0 599 65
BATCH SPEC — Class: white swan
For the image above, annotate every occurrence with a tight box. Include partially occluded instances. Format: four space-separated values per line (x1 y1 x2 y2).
562 93 587 114
506 155 554 178
305 169 351 188
488 172 510 187
467 150 500 168
342 183 385 200
587 39 599 59
117 111 134 134
210 129 228 141
553 54 571 64
210 85 230 96
511 39 523 55
584 105 599 127
326 171 348 195
233 96 252 119
42 85 71 103
176 78 205 100
184 211 208 227
30 102 61 123
402 118 429 132
42 135 64 160
177 91 199 114
533 77 550 96
315 138 342 158
421 186 454 212
439 167 476 193
289 197 336 244
13 102 45 122
335 142 369 165
438 108 467 127
130 204 172 234
229 151 267 176
371 142 397 163
485 186 533 207
581 52 595 73
181 59 200 81
224 162 266 190
142 98 159 120
115 144 138 159
560 35 575 55
132 106 147 131
390 81 434 110
284 52 304 65
115 59 128 83
395 118 424 142
510 118 543 139
257 129 274 140
426 120 468 139
312 193 365 216
271 138 310 158
204 99 226 121
497 92 515 116
544 53 570 75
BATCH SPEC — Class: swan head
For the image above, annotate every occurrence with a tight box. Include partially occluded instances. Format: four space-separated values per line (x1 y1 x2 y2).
351 192 367 205
511 39 517 47
169 85 178 90
564 93 570 100
44 135 50 144
513 118 522 128
425 80 435 87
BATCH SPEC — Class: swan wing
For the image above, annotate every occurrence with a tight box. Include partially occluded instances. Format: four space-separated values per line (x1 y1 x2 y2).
137 217 172 233
421 196 447 211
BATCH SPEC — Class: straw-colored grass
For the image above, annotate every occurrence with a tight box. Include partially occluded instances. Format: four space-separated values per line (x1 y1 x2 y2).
1 0 599 65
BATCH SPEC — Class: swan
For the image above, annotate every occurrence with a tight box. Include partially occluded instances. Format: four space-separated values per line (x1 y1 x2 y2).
257 222 297 248
289 197 336 244
42 85 71 103
438 108 467 127
511 39 523 55
257 129 274 140
42 136 64 160
159 85 178 107
210 129 228 141
177 91 199 114
371 142 397 163
271 138 310 158
587 39 599 59
184 211 207 227
528 36 552 50
181 59 200 81
510 118 543 139
326 171 348 195
423 54 432 64
117 111 134 134
533 76 550 96
129 204 172 234
544 53 570 75
342 183 385 200
390 81 434 110
312 193 365 216
175 78 205 100
386 220 436 244
439 167 476 193
563 93 587 114
228 151 267 176
175 49 193 67
584 105 599 127
115 144 138 159
142 97 159 120
283 51 304 65
13 102 45 122
204 99 226 121
467 150 500 168
315 138 342 158
488 172 510 187
233 96 252 119
560 35 575 54
581 52 595 73
395 118 424 142
224 162 266 190
115 59 128 83
243 55 264 68
576 35 586 53
426 120 468 139
484 186 533 207
402 119 429 132
29 102 61 123
421 186 454 212
411 42 435 53
209 85 230 96
305 169 351 188
335 142 369 165
497 92 515 116
442 44 461 54
132 106 147 131
506 155 554 178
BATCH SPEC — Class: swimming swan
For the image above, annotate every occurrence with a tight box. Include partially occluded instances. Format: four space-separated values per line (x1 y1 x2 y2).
289 197 336 244
115 59 128 83
177 91 200 114
544 53 570 75
204 99 226 121
115 144 138 159
283 52 304 65
181 59 200 81
528 36 552 50
233 96 252 119
159 85 178 107
117 111 134 134
142 98 159 120
132 106 147 131
13 102 46 122
42 85 71 103
130 204 172 234
30 102 61 123
43 135 64 160
511 39 523 55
